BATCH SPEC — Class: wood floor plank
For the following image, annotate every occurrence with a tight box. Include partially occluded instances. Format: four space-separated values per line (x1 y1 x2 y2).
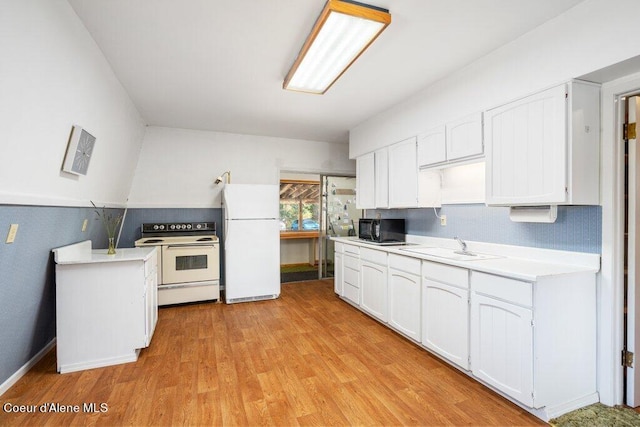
0 279 545 426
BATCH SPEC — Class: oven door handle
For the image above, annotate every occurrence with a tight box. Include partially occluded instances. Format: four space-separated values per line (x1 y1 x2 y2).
160 282 217 290
165 245 216 249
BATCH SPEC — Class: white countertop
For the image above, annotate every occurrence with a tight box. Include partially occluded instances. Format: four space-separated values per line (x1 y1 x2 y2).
332 236 600 282
53 240 157 265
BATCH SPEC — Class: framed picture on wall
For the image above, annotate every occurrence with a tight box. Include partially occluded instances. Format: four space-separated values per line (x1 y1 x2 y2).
62 125 96 176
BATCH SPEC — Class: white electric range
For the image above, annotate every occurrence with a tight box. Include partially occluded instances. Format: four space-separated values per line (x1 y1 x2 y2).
134 222 220 306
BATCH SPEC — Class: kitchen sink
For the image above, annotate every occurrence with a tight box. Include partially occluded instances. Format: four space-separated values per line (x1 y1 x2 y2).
398 246 502 261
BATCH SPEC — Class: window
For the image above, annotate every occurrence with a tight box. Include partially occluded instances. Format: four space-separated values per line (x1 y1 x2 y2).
279 180 320 232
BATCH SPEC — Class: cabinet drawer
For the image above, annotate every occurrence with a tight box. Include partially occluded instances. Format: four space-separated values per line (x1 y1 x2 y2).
335 242 344 253
422 260 468 289
361 247 387 265
344 266 359 288
471 271 532 307
344 282 360 305
388 253 421 275
344 254 359 270
344 244 360 255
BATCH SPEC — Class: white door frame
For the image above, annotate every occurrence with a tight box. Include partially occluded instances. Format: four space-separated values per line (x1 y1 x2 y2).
600 71 640 406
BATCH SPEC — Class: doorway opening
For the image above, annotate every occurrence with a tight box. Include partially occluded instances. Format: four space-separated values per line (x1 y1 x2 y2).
319 175 361 279
279 173 321 283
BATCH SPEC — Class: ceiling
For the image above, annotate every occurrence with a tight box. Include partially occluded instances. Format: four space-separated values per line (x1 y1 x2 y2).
67 0 586 144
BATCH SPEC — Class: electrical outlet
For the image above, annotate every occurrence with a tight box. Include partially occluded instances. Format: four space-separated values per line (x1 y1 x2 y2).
440 215 447 226
82 219 88 232
6 224 18 243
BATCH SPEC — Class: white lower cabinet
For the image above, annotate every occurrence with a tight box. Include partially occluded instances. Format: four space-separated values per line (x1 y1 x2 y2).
469 270 597 414
332 240 597 421
388 254 421 341
422 261 469 370
53 244 158 374
360 248 388 322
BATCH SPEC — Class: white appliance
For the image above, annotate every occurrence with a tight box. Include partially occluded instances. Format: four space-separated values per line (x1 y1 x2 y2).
223 184 280 303
135 222 220 306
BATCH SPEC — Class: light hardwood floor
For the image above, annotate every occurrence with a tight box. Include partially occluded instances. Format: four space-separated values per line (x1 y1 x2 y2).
1 279 544 426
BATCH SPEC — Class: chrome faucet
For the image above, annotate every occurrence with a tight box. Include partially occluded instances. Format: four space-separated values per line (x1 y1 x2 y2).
454 236 474 256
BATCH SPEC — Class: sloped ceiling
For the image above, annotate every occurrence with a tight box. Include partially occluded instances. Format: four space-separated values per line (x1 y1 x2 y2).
67 0 585 143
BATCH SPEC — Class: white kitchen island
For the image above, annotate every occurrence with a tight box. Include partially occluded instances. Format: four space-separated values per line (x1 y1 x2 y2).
52 240 158 373
332 235 600 422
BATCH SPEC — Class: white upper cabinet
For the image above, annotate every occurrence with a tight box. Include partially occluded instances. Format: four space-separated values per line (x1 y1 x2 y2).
484 80 600 206
374 148 389 208
446 112 484 161
417 126 446 166
417 113 483 168
356 152 375 209
388 137 419 208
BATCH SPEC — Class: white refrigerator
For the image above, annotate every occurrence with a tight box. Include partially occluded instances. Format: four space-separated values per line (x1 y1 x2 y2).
222 184 280 303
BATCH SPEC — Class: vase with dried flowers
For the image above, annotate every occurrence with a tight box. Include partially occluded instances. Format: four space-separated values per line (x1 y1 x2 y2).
91 201 123 255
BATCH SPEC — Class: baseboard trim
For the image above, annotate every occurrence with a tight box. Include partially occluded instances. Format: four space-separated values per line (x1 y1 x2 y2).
0 339 56 397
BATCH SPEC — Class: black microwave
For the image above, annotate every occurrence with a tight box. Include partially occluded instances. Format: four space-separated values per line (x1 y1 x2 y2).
358 219 405 244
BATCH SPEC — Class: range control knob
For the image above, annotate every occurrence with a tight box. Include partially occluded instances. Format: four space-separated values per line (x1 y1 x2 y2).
159 225 165 230
170 224 176 230
187 224 192 229
196 224 202 229
153 225 159 230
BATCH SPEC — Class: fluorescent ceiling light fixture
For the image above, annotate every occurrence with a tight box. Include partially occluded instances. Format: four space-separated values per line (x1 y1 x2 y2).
283 0 391 94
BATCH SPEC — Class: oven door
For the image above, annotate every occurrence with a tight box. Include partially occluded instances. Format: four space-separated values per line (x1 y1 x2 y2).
161 244 219 285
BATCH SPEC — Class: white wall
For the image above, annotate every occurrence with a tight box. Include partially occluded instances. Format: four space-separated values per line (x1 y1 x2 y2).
0 0 146 207
127 127 355 207
350 0 640 158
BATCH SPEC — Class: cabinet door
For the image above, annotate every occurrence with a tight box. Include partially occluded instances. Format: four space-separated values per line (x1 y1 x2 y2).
334 251 344 295
422 280 469 369
417 126 446 167
388 268 421 341
446 112 483 161
485 84 567 205
361 261 388 322
388 137 418 208
374 148 389 208
356 152 375 209
471 293 534 407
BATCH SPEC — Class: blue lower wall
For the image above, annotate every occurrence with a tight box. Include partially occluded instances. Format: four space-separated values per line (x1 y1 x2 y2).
0 204 123 387
369 204 601 254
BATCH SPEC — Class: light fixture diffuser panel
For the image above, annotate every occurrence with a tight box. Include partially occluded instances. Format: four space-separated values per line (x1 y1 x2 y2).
62 125 96 176
283 0 391 94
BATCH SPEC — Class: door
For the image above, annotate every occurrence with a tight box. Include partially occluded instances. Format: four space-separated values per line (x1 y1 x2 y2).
161 244 218 285
356 153 375 209
225 219 280 301
388 137 418 208
446 112 483 161
471 293 534 407
626 95 640 407
422 280 469 370
321 175 359 279
388 268 421 341
485 84 567 205
223 184 279 219
360 261 388 322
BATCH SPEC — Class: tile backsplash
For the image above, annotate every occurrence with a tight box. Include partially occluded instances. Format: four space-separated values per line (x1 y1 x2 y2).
368 204 601 254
